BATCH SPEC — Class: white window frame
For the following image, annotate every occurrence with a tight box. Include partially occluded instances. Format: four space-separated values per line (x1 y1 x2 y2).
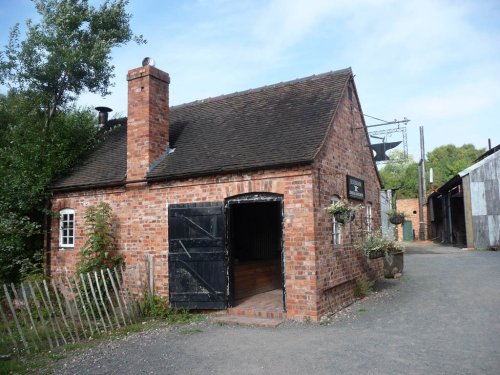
332 196 342 246
59 208 75 248
366 203 373 234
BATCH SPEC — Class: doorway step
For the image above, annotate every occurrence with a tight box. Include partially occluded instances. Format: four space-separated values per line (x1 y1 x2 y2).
212 289 286 327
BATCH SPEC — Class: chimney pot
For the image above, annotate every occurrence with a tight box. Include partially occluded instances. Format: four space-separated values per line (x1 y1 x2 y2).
95 106 112 127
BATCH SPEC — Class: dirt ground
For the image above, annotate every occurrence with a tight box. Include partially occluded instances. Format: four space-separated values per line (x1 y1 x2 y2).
51 243 500 374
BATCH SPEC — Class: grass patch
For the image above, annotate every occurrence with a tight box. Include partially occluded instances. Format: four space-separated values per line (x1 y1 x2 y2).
181 328 203 336
354 279 374 298
0 308 204 374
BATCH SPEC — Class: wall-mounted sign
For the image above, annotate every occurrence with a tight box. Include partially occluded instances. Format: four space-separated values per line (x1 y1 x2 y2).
347 175 365 201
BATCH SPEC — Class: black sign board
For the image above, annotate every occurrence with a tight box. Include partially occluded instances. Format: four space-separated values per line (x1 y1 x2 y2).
347 175 365 201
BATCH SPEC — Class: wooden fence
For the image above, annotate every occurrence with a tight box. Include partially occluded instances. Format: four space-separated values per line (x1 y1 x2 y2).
0 256 155 357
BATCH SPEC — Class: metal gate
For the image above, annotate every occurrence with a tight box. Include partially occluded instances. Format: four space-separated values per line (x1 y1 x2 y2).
168 202 227 309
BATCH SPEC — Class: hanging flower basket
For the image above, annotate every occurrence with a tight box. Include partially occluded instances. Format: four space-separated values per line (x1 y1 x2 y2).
389 214 405 225
334 211 356 224
386 209 406 225
326 199 362 224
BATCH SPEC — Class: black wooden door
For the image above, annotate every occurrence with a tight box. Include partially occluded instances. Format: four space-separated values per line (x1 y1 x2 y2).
168 202 227 309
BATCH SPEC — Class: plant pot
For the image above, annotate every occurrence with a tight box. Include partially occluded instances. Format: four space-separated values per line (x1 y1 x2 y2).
389 215 405 225
334 211 355 224
384 251 404 278
365 250 385 259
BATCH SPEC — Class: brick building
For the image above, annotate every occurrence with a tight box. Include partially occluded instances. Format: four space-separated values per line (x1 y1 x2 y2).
48 62 383 321
395 198 428 241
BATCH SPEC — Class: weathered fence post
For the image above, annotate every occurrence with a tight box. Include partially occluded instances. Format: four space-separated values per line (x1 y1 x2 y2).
94 272 113 329
0 298 18 353
48 279 71 344
3 284 29 353
107 268 127 326
28 282 53 349
87 273 107 333
71 275 94 336
100 269 120 328
43 280 68 345
20 283 42 347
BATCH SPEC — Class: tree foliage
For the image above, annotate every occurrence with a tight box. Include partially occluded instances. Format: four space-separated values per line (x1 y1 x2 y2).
379 144 486 199
378 150 419 198
0 0 144 283
0 0 145 126
426 144 485 188
0 92 96 282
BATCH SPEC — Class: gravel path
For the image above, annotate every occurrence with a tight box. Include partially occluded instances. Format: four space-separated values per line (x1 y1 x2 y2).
52 244 500 374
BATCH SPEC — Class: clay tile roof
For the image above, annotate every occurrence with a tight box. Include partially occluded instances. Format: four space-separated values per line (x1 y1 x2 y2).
51 119 127 190
51 68 352 190
148 68 352 180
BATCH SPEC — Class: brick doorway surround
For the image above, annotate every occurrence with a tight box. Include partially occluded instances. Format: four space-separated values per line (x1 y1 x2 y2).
225 193 286 315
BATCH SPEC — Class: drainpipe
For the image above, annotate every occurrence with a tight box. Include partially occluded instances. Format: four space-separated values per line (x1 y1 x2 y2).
417 161 425 240
419 126 426 240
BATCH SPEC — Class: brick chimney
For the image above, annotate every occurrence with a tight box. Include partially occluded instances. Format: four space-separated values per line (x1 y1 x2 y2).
126 63 170 181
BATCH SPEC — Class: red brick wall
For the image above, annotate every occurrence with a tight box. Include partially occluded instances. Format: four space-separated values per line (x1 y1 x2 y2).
50 167 318 320
312 78 383 318
396 198 428 240
127 65 170 181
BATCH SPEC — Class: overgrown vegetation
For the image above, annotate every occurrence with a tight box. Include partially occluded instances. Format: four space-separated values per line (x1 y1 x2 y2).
354 278 374 298
77 202 123 274
0 0 145 283
142 293 199 324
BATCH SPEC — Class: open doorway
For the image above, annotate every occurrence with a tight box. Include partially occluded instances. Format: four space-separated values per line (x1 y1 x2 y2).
226 194 285 311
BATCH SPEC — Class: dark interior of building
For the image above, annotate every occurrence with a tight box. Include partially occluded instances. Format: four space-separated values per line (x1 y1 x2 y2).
228 201 283 301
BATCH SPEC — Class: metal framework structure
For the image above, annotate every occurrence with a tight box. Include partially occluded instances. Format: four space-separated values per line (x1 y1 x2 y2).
364 115 410 165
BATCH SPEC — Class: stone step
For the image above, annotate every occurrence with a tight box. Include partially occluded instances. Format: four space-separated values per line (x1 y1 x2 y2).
227 307 286 320
212 314 284 328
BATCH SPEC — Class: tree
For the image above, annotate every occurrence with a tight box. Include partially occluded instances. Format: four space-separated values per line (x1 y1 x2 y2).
426 144 485 188
0 0 145 129
379 144 486 200
378 150 419 199
0 0 144 283
0 92 96 281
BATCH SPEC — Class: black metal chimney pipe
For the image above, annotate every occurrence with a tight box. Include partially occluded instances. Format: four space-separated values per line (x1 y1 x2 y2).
95 106 112 127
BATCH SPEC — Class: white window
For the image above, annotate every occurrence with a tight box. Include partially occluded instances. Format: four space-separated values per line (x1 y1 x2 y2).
59 209 75 248
366 203 373 233
332 196 342 246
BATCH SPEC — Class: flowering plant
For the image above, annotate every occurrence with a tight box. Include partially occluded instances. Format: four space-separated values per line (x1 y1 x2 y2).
325 199 363 223
354 230 404 259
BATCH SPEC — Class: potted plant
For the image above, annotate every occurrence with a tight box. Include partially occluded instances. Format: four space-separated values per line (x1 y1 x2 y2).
326 199 362 224
354 231 405 272
354 231 387 259
383 237 405 278
386 209 406 225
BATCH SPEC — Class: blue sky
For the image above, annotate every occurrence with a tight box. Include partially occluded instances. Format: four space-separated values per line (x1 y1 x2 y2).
1 0 499 159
